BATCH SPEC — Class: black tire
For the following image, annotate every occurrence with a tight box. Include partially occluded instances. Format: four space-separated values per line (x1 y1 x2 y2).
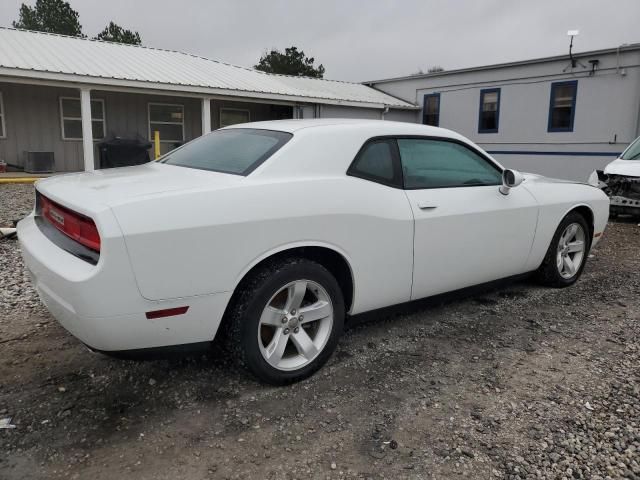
225 257 345 385
535 211 591 288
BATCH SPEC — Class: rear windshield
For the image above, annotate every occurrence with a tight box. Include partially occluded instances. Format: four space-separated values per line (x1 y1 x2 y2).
621 136 640 160
160 128 292 175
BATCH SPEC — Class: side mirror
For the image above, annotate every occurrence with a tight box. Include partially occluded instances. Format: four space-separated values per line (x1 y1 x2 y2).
499 169 524 195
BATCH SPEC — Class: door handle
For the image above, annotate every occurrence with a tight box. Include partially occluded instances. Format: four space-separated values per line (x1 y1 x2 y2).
417 202 438 210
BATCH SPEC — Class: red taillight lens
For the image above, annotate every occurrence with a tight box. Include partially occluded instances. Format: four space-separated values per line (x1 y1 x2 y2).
40 195 101 252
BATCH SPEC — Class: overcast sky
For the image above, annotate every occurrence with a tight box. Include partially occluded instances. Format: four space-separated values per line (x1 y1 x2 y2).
1 0 639 82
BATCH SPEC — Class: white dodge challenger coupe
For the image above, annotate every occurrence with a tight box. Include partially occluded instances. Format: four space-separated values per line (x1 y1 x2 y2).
18 119 609 384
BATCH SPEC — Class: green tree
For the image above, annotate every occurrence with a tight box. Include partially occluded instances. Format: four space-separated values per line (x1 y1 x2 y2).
95 21 141 45
255 46 325 78
12 0 84 37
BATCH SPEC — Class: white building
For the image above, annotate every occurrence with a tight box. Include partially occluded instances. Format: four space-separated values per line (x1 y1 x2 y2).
367 44 640 180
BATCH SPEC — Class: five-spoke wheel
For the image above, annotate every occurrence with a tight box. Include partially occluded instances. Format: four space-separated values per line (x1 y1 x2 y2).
556 223 586 279
537 211 591 287
258 280 334 371
227 258 344 385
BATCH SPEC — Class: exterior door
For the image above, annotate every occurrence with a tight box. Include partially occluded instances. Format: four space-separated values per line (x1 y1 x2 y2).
397 137 539 300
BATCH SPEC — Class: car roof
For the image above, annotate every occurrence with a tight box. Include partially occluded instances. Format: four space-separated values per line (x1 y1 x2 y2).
223 118 461 139
227 119 496 179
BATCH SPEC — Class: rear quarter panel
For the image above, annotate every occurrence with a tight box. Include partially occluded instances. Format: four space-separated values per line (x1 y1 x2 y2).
523 180 609 271
111 176 414 315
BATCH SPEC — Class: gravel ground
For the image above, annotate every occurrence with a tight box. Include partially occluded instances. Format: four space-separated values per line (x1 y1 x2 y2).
0 184 44 316
1 183 639 480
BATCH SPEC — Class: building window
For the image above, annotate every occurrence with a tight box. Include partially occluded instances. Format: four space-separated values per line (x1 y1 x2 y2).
148 103 184 142
548 81 577 132
60 97 106 140
0 92 5 138
422 93 440 126
478 88 500 133
220 108 250 128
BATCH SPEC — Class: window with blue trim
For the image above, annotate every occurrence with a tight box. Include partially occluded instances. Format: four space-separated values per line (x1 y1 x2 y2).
548 81 577 132
478 88 500 133
422 93 440 126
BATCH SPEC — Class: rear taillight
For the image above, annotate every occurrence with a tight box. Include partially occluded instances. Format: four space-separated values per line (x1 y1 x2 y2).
40 194 101 252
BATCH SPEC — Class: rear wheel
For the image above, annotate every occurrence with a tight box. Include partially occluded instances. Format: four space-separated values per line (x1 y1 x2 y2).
536 212 591 287
226 258 344 385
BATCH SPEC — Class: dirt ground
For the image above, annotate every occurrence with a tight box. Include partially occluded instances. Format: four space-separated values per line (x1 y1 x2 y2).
1 184 639 480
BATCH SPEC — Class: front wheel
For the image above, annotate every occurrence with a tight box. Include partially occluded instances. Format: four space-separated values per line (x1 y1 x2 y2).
536 212 591 288
226 258 344 385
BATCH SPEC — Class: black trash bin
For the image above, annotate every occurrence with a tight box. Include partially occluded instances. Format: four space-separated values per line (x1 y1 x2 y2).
98 135 152 169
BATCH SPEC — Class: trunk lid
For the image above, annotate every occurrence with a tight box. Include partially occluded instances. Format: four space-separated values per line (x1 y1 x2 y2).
36 163 243 214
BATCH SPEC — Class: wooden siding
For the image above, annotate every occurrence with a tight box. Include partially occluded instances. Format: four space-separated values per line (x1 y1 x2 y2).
0 82 293 172
0 83 84 171
99 90 202 158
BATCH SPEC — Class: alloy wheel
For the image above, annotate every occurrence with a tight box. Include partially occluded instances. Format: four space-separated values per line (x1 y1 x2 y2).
556 222 586 279
257 279 334 371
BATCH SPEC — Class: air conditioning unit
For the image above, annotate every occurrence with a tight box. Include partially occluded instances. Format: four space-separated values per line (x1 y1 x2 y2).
25 151 55 174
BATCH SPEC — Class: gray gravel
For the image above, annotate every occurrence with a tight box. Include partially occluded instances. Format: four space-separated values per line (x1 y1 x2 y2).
0 184 44 315
0 183 34 225
0 183 639 480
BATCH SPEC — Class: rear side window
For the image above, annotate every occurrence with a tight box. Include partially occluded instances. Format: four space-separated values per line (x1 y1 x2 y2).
398 138 502 189
348 139 401 187
160 128 292 175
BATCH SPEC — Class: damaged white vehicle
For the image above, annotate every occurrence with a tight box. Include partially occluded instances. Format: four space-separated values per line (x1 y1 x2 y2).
589 135 640 217
18 119 609 384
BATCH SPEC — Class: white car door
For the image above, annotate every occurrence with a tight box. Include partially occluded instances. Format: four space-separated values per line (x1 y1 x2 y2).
397 137 539 300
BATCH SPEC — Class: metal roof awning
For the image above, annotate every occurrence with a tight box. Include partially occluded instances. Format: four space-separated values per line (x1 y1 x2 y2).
0 27 417 110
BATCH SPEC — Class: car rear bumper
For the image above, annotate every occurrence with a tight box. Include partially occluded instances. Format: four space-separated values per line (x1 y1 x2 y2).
17 214 231 351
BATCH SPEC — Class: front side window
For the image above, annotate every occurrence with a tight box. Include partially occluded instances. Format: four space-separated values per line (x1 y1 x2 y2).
422 93 440 126
621 136 640 161
60 97 105 140
548 81 577 132
348 139 401 187
220 108 250 128
149 103 184 142
397 138 502 189
0 92 5 138
478 88 500 133
160 128 291 176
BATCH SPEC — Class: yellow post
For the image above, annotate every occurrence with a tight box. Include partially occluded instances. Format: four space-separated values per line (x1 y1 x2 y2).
154 130 161 160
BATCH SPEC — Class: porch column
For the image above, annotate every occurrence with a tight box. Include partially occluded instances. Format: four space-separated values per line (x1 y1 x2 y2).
201 97 211 134
80 87 94 171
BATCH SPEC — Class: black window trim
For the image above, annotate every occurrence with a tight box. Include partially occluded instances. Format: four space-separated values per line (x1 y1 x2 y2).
347 135 504 191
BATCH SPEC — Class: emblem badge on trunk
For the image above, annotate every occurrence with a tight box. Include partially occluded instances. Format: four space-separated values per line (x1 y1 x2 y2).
49 209 65 226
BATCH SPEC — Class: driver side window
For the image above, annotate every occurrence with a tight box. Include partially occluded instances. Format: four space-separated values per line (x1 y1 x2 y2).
398 138 502 189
